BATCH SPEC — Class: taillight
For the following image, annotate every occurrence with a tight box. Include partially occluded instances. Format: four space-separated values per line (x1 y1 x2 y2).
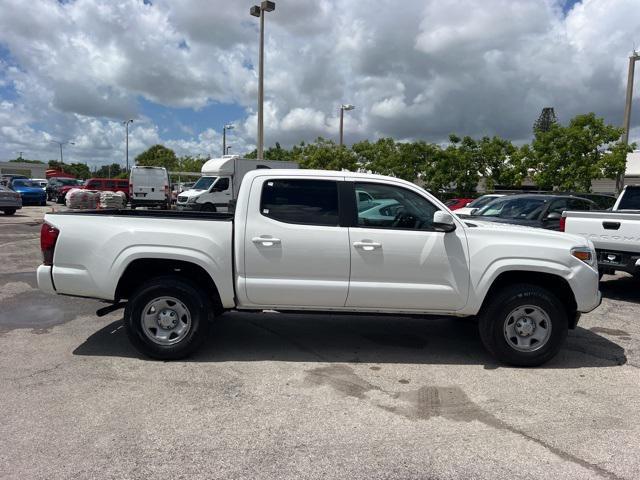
559 216 566 232
40 223 59 266
129 183 133 196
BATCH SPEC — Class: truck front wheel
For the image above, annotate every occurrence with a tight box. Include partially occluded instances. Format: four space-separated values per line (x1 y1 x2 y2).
124 276 211 360
479 284 568 367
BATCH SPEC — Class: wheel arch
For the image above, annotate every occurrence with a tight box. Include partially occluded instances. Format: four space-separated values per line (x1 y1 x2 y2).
480 270 578 328
115 258 224 315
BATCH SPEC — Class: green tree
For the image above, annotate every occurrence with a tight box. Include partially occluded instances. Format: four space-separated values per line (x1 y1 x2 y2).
245 142 294 161
10 158 44 164
134 144 178 170
95 163 124 178
177 155 208 173
531 113 626 191
477 136 524 189
289 137 358 171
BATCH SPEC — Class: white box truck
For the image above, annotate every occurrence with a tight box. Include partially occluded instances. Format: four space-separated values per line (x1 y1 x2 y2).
176 155 298 212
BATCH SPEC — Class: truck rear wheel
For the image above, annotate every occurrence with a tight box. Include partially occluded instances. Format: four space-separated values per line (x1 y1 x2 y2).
479 284 567 367
124 276 211 360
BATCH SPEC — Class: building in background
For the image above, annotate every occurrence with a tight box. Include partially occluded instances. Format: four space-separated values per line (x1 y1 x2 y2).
0 161 47 179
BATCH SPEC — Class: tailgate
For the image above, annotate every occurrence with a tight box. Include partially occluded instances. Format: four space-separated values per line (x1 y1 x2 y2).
564 211 640 251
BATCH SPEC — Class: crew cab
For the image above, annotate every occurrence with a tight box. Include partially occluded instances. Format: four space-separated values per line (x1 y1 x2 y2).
37 170 601 366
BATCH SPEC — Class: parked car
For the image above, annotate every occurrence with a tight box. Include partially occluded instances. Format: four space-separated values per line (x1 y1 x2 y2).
46 177 76 201
455 194 505 216
0 184 22 215
37 169 601 367
84 178 130 200
471 194 596 230
562 210 640 278
55 179 86 204
9 179 47 206
1 174 28 187
130 166 170 209
572 193 616 210
30 178 49 190
444 197 475 211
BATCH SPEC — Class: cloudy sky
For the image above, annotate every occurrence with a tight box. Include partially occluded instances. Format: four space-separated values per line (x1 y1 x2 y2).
0 0 639 168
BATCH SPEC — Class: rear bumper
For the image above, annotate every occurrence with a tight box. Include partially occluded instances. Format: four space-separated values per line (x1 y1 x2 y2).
131 198 168 207
37 265 56 294
0 201 21 209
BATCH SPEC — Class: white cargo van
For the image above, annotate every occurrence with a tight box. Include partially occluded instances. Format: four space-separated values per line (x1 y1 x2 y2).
129 166 170 210
176 155 298 212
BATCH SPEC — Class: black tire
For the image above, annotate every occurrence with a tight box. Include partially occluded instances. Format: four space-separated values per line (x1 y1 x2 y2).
56 195 64 204
124 276 211 360
478 284 568 367
3 208 16 215
40 199 46 206
200 203 216 212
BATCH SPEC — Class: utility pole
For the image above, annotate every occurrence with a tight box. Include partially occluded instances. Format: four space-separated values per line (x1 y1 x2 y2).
339 104 355 146
222 124 234 157
51 140 74 164
618 51 640 192
123 119 134 172
250 1 276 160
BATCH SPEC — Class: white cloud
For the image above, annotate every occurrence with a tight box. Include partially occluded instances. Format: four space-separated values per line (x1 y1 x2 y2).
0 0 639 169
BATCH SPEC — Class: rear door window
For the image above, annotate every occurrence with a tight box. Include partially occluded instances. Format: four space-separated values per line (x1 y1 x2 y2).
260 179 339 226
618 189 640 210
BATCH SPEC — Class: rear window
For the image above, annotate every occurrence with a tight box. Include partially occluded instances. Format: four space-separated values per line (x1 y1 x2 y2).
618 188 640 210
131 168 167 181
260 179 339 226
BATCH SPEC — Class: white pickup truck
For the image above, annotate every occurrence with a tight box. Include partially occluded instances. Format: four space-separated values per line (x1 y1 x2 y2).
37 170 601 366
562 185 640 277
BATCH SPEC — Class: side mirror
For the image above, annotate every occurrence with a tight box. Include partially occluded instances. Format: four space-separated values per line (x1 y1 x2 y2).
470 208 479 216
545 211 562 221
433 211 456 232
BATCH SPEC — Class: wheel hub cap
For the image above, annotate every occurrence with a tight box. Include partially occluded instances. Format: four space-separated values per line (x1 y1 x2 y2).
140 296 192 346
515 317 536 337
157 309 178 329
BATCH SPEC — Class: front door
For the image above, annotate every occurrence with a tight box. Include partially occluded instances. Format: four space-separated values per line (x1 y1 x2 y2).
346 180 470 311
242 176 350 307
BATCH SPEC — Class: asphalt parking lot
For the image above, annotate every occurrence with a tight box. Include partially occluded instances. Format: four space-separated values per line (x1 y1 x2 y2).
1 205 639 480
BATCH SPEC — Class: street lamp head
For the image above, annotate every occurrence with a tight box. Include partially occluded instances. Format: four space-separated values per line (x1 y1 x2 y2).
224 124 235 130
261 1 275 12
69 142 75 145
250 5 261 17
341 104 355 111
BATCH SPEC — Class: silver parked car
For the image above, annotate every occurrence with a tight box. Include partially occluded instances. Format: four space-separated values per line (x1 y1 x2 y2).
0 184 22 215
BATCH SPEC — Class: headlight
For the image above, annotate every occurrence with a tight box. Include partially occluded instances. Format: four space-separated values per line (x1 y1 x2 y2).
571 247 597 270
187 196 196 203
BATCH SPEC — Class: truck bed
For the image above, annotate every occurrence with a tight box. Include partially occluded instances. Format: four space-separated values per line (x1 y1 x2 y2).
50 209 234 221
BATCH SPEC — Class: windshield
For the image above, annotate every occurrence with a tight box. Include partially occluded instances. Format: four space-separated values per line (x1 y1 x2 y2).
617 188 640 210
468 195 499 208
476 197 547 219
192 176 217 190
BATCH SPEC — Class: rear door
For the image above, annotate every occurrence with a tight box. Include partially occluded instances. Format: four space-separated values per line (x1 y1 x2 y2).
346 180 470 311
242 176 351 307
132 168 166 201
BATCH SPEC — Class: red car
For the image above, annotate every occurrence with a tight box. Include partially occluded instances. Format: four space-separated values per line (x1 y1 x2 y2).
84 178 130 199
444 197 475 210
57 178 130 204
55 179 85 203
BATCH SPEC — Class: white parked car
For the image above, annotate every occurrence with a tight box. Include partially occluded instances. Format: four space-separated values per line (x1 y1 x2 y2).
37 170 601 366
129 166 170 210
454 194 505 216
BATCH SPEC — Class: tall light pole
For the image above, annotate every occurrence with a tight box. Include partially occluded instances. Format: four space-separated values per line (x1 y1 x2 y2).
339 104 355 147
123 119 134 172
250 1 275 160
619 51 640 192
222 124 234 157
51 140 74 164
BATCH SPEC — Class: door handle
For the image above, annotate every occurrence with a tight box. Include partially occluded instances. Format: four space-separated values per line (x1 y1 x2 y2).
353 241 382 251
252 236 281 247
602 221 620 230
